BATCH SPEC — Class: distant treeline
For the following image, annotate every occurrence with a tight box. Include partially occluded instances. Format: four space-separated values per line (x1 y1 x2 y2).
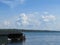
0 29 59 32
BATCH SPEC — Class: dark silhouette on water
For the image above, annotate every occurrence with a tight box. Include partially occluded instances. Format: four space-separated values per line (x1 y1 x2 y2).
8 33 26 41
0 29 26 45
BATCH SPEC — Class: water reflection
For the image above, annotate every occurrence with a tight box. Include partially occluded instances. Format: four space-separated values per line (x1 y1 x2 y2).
0 36 8 45
0 39 25 45
7 39 25 45
10 39 25 43
0 35 26 45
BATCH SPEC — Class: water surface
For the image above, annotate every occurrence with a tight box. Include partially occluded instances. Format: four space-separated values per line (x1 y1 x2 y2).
1 31 60 45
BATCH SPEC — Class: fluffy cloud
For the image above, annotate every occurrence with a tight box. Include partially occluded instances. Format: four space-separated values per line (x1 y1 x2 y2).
0 0 25 8
16 13 41 29
41 14 56 30
16 13 29 26
11 12 56 30
0 12 57 30
42 15 56 22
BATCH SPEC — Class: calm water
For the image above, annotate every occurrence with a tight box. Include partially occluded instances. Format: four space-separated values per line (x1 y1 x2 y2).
1 31 60 45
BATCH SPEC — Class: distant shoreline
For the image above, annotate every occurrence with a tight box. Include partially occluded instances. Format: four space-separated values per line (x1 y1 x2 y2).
0 29 59 32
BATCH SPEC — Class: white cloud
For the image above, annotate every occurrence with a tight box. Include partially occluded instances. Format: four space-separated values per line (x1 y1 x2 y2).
0 0 25 8
20 13 29 25
0 0 14 8
0 12 57 30
41 14 57 30
16 22 21 26
16 13 29 26
15 12 56 30
42 15 56 22
4 20 11 26
16 13 41 28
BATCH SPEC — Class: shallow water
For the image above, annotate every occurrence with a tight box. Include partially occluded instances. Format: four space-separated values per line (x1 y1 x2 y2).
1 31 60 45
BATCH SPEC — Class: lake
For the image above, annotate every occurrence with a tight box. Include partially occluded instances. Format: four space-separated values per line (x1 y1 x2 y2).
1 31 60 45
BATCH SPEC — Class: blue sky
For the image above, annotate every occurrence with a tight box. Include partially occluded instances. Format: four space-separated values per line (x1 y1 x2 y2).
0 0 60 30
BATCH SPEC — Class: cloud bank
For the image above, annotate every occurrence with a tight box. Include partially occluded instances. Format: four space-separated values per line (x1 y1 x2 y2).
15 12 56 30
42 15 56 22
0 12 57 30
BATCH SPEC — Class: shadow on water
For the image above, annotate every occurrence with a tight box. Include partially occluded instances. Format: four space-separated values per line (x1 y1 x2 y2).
10 39 25 43
7 40 25 45
0 39 25 45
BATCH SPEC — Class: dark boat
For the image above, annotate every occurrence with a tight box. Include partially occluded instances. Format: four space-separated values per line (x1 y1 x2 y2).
0 29 25 44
